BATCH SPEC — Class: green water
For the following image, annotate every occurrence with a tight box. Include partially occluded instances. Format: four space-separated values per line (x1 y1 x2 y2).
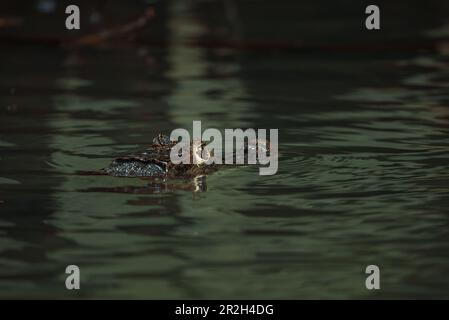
0 0 449 299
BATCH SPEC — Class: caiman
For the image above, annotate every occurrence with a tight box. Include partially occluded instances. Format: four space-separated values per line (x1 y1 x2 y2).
102 133 269 178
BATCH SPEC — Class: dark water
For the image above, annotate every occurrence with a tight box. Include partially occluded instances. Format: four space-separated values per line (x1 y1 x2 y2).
1 0 449 298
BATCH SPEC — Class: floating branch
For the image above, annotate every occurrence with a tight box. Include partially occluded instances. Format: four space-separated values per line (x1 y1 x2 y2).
65 7 155 47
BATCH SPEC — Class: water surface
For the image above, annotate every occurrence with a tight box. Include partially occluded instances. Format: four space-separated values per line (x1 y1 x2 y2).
1 0 449 298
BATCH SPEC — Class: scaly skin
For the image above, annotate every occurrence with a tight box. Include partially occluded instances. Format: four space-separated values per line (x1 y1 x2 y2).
103 134 218 178
103 133 271 178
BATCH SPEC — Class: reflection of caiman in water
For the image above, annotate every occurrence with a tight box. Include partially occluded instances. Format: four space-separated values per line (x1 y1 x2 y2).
102 133 269 178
